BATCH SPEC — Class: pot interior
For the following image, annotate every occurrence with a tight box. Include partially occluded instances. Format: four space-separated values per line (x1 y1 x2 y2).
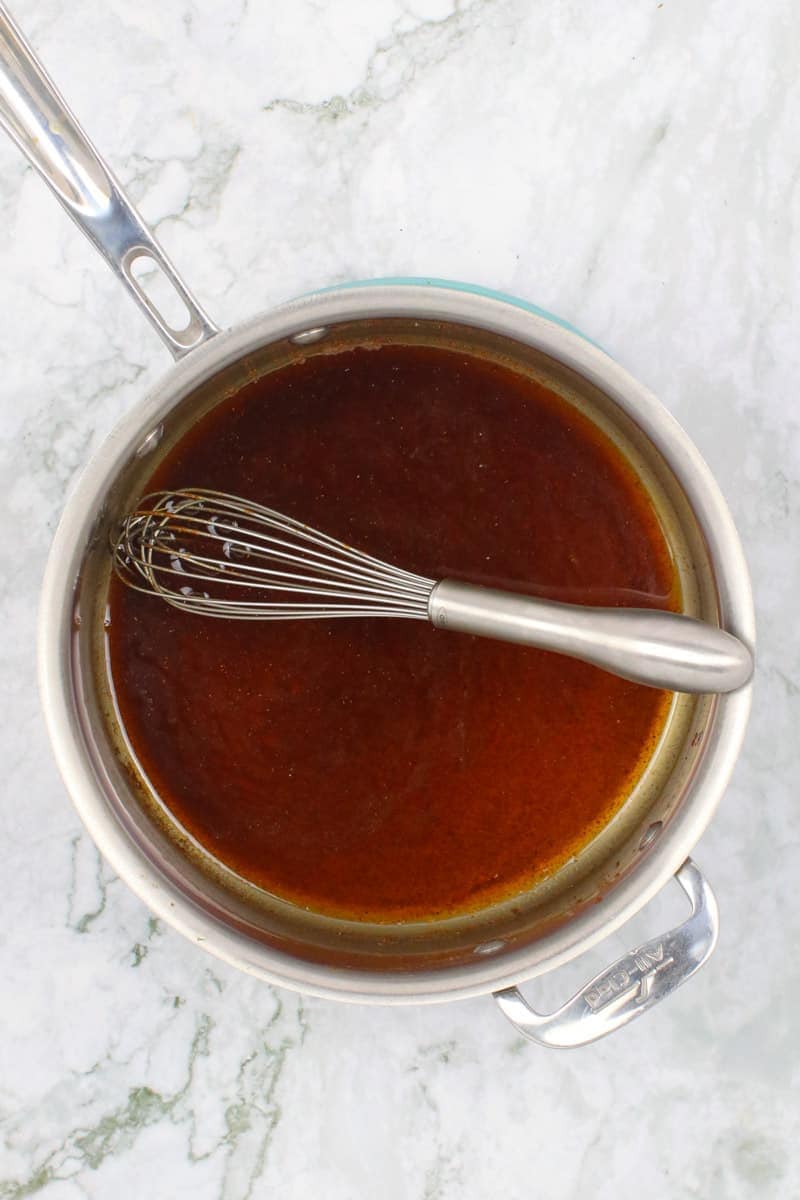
71 317 719 976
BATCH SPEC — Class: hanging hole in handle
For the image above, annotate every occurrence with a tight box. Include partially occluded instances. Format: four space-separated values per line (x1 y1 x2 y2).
128 252 192 334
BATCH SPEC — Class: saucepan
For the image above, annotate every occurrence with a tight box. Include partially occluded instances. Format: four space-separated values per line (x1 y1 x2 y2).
0 5 754 1047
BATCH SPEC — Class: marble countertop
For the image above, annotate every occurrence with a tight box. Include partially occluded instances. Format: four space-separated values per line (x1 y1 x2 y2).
1 1 798 1196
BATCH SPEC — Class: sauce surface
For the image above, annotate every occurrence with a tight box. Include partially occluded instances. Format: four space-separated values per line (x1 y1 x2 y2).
108 344 676 921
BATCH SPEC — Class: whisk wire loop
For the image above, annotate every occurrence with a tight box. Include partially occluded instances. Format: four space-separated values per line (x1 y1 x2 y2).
113 489 435 620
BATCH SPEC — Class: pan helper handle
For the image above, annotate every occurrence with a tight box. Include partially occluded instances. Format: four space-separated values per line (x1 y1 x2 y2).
0 3 218 358
428 579 753 693
493 859 718 1048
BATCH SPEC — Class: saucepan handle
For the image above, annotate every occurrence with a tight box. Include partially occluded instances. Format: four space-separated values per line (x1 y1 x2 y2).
494 858 718 1048
0 3 218 359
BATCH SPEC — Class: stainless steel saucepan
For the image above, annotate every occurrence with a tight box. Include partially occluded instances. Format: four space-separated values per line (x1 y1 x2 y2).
0 4 754 1047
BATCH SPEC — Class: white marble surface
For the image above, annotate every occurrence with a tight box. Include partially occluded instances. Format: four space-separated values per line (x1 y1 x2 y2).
0 0 798 1196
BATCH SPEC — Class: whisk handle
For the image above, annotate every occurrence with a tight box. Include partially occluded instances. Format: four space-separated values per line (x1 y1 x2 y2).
428 580 753 694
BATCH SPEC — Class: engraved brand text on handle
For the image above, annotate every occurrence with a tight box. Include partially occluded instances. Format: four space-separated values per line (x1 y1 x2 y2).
584 943 675 1012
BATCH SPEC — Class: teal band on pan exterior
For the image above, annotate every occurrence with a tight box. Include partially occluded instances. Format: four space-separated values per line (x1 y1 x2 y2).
302 276 603 350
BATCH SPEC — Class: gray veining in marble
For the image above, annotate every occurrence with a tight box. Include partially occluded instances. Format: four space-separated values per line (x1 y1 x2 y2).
0 1 798 1197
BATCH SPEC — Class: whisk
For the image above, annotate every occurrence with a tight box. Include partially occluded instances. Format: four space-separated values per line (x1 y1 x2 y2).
112 488 753 694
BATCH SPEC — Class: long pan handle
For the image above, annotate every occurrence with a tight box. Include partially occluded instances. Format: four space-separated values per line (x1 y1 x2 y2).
429 580 754 693
0 3 218 359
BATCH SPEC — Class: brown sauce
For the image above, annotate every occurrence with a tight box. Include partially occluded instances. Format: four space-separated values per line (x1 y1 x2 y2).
107 344 677 921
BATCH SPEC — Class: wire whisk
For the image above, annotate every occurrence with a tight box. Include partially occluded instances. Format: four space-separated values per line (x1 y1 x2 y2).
113 489 436 621
111 487 753 694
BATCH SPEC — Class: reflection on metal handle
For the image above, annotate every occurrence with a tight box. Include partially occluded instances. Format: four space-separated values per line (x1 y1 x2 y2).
494 859 718 1048
0 3 218 358
430 580 753 693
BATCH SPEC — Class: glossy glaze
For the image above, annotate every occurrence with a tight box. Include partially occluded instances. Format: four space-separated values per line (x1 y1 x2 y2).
108 344 676 920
